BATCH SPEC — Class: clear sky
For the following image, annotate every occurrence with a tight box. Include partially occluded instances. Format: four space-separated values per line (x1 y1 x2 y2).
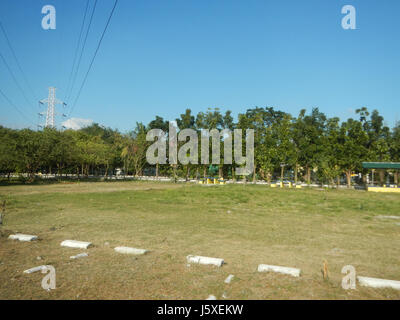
0 0 399 132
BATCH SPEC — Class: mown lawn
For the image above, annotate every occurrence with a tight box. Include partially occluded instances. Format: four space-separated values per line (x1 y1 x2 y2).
0 181 400 299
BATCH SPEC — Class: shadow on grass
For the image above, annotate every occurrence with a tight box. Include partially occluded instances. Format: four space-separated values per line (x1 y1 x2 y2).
0 176 147 187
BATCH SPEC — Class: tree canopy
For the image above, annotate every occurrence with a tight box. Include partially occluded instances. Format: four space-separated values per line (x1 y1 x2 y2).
0 106 399 186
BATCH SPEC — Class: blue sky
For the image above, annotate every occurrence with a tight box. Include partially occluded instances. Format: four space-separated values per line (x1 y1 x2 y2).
0 0 399 131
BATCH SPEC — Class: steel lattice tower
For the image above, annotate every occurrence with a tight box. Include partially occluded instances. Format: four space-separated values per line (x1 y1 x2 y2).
39 87 67 129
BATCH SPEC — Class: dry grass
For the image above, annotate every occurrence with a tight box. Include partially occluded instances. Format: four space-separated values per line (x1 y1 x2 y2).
1 181 400 300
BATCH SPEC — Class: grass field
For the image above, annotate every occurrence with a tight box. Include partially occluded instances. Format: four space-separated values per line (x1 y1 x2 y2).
1 181 400 300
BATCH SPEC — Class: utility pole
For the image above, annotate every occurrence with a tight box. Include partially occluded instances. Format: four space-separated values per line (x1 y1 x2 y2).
39 87 67 129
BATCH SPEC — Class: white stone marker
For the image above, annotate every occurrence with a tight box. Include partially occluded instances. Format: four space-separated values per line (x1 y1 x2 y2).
70 253 89 260
224 274 234 284
61 240 92 249
9 234 38 242
376 215 400 220
357 276 400 290
257 264 301 277
186 255 224 267
114 246 148 255
206 295 217 300
23 265 46 274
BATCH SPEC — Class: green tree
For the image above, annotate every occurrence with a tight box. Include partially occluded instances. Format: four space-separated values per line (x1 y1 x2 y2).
292 108 327 184
338 118 368 187
390 122 400 184
0 127 18 179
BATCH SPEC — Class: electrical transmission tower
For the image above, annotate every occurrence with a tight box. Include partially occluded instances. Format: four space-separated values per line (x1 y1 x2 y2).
38 87 67 129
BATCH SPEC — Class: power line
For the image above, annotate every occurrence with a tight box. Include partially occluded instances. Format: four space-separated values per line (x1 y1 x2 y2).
0 50 36 111
65 0 98 104
69 0 119 117
0 21 38 102
63 0 90 102
0 87 36 126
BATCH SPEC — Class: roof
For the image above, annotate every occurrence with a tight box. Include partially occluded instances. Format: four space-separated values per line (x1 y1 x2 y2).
362 162 400 169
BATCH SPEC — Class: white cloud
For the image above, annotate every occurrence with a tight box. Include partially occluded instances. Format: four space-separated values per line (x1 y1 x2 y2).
62 118 94 130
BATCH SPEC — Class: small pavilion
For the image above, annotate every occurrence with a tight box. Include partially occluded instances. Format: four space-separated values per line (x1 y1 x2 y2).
362 162 400 192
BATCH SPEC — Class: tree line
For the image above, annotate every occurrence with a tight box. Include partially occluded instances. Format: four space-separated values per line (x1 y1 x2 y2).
1 106 399 186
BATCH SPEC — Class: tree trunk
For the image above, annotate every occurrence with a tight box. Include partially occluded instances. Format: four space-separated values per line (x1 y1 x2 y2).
259 168 265 181
0 200 5 224
281 165 285 182
203 166 207 178
232 166 236 182
394 171 399 185
294 163 298 184
173 165 177 182
156 163 159 179
104 162 109 178
252 164 256 183
345 170 352 188
305 166 311 185
267 172 272 185
0 203 3 225
379 169 385 186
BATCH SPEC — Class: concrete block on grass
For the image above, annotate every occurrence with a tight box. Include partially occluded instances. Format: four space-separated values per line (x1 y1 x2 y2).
376 215 400 220
257 264 301 277
357 276 400 290
61 240 92 249
23 266 46 274
187 255 224 267
224 274 234 284
70 253 88 260
9 234 38 242
114 246 148 255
